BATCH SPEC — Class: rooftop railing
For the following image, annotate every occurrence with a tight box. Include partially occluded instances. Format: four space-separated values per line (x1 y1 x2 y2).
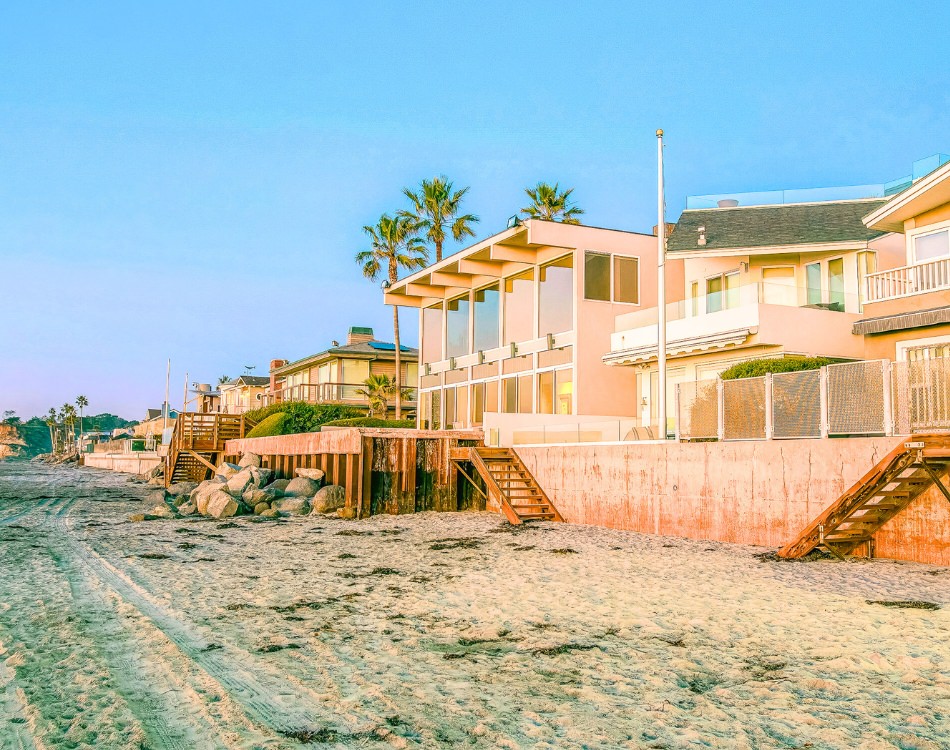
261 382 418 408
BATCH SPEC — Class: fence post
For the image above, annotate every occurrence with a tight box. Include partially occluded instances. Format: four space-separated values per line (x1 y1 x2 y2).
717 378 725 442
882 359 893 436
674 383 681 443
764 373 773 440
819 366 829 438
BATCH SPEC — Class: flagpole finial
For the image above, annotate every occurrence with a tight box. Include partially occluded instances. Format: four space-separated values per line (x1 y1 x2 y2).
656 129 663 137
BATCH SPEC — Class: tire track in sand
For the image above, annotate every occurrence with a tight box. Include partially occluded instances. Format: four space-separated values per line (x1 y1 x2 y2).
55 511 377 741
0 645 39 750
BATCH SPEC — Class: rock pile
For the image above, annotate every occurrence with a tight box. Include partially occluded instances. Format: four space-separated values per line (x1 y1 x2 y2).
133 453 349 522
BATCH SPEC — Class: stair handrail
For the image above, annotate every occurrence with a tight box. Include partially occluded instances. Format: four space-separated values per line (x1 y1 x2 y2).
469 448 524 526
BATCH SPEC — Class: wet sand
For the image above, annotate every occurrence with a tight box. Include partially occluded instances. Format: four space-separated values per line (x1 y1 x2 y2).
1 461 949 749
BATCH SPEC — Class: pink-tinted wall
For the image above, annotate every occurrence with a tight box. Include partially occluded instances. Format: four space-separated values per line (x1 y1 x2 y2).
517 438 950 566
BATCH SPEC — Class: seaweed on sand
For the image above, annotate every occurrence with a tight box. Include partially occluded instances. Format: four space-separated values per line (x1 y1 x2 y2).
866 600 940 610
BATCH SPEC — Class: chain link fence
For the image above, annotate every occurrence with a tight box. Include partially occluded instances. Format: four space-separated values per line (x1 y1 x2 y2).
772 369 822 438
677 358 950 442
677 380 719 440
722 377 767 440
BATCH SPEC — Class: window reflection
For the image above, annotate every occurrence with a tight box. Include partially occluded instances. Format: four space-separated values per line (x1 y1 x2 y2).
473 284 500 351
446 295 470 358
539 256 573 335
504 270 534 344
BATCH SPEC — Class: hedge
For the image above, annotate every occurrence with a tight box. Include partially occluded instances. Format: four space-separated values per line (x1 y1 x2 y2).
720 357 834 380
245 412 290 438
322 418 416 429
244 401 364 435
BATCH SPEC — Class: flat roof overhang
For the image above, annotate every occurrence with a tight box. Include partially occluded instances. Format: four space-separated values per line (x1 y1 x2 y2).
384 220 585 308
864 162 950 233
602 328 756 365
853 305 950 335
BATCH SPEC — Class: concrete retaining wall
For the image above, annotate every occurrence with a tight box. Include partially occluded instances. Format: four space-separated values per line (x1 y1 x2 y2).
517 438 950 566
83 452 162 475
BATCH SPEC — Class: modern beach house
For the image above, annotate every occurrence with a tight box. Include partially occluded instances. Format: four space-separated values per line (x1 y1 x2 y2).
264 327 419 415
383 219 682 439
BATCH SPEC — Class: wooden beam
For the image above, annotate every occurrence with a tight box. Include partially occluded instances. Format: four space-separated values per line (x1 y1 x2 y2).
430 271 475 288
185 450 217 474
458 258 505 276
490 244 538 264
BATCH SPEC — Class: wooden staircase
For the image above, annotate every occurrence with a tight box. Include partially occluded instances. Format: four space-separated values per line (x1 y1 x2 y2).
778 435 950 559
452 446 564 525
165 413 255 486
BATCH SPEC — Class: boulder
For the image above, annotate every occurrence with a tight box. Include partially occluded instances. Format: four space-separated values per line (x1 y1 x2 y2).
238 452 262 468
147 503 176 519
192 480 224 515
225 468 256 497
145 489 167 506
294 468 325 483
259 508 281 518
215 462 241 480
253 501 272 515
206 490 238 520
172 494 192 509
252 467 273 488
166 481 198 498
177 501 198 516
147 476 165 487
337 507 357 520
310 485 346 514
243 488 277 506
273 496 311 515
283 477 321 498
264 478 290 495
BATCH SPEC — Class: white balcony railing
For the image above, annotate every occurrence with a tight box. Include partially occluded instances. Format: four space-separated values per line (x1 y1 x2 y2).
866 257 950 303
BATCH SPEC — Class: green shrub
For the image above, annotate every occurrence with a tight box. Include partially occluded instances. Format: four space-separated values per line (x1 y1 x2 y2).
244 401 364 435
720 356 834 380
245 412 290 438
322 418 416 429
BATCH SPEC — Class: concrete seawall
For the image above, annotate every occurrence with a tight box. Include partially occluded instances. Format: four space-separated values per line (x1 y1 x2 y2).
517 437 950 566
83 452 162 475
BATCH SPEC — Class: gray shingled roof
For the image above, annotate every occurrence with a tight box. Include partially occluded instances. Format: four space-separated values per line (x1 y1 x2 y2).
667 199 889 253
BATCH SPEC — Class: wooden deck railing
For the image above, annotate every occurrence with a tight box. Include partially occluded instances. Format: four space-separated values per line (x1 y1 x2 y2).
866 257 950 302
261 382 418 408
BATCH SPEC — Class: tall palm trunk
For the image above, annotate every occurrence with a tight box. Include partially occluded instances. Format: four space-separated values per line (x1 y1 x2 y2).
393 304 402 421
435 239 443 263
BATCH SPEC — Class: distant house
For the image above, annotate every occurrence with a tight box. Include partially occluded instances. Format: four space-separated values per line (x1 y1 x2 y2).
219 375 270 414
188 383 221 414
266 327 418 414
133 407 179 438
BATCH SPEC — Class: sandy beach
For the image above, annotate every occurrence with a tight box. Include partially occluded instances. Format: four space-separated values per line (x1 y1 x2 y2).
1 462 948 749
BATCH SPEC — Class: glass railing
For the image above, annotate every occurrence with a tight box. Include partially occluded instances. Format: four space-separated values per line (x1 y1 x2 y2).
686 183 886 210
511 419 662 445
614 281 862 332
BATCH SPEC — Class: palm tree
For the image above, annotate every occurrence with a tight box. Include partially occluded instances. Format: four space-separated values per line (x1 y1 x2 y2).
218 375 230 385
76 395 88 438
400 176 479 263
356 214 429 420
45 408 58 454
356 374 396 418
61 404 77 453
520 182 585 224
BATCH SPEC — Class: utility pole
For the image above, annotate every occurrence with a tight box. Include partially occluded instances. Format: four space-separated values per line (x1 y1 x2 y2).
163 358 171 432
656 129 668 439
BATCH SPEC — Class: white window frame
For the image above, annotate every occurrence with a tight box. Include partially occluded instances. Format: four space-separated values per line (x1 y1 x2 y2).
896 334 950 362
908 220 950 265
704 269 740 313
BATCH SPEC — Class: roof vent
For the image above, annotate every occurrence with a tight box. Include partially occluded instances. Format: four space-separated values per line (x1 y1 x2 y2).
697 225 707 247
718 199 739 208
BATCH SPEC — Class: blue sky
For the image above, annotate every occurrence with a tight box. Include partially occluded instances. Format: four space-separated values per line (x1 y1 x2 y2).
1 1 948 420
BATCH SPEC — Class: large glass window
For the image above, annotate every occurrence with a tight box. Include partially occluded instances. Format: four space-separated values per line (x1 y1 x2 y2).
538 370 555 414
555 368 573 415
706 271 740 313
584 252 610 301
762 266 796 306
422 305 443 364
445 295 470 359
614 256 639 304
502 378 518 413
518 374 533 413
444 387 456 427
858 251 877 305
539 256 574 335
473 284 500 352
828 258 845 310
915 229 950 262
456 386 469 428
504 270 534 344
706 275 723 313
806 263 822 305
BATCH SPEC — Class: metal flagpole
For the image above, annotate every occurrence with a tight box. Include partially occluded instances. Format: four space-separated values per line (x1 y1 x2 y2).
656 129 667 439
163 358 171 432
182 371 189 414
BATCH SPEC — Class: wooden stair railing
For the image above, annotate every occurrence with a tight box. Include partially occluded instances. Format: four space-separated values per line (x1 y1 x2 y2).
165 413 253 487
777 435 950 559
454 446 564 525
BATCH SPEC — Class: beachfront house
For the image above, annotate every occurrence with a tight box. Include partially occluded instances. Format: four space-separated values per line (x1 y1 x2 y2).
603 184 907 435
383 219 681 439
264 327 419 416
218 375 270 414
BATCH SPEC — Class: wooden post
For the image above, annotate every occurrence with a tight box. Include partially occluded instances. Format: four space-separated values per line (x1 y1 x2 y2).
359 436 374 518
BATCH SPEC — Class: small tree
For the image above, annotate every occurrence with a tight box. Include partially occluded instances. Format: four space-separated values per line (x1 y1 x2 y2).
356 374 396 418
521 182 584 224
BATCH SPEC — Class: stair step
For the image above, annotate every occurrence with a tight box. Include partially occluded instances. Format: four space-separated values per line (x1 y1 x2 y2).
518 513 556 520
